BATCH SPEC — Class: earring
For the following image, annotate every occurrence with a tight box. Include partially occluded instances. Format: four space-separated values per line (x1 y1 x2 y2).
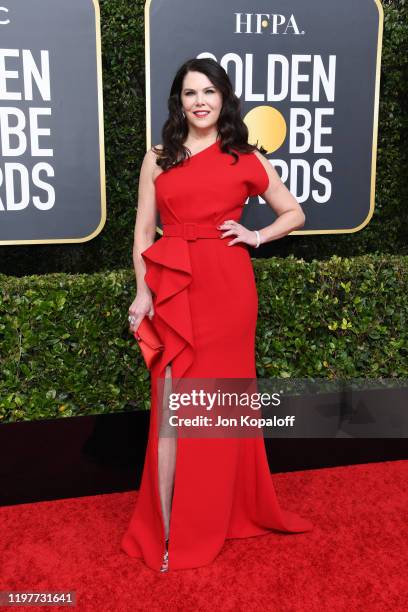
181 110 186 119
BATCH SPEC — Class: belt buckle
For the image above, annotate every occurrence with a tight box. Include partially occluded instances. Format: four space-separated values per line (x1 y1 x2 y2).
182 222 197 241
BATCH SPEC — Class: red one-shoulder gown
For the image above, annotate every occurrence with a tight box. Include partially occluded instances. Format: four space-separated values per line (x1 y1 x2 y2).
121 140 313 571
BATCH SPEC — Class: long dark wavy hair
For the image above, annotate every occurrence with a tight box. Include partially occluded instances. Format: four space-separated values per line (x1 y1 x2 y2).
152 57 266 171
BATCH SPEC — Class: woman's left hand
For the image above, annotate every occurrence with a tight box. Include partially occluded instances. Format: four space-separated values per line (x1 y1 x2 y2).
217 219 258 247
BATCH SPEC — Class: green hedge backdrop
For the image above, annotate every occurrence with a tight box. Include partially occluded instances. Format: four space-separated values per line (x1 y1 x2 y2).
1 254 407 423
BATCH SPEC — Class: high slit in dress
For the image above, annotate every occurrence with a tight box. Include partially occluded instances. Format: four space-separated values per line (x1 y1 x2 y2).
120 140 313 571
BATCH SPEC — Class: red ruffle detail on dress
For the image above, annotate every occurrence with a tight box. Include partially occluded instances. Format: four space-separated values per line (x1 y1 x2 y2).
141 236 194 381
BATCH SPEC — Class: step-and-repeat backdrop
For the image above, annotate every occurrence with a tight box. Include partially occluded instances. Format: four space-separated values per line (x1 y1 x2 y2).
147 0 383 235
0 0 105 245
0 0 383 244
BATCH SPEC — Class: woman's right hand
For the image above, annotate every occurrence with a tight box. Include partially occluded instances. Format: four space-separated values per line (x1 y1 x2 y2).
128 290 154 333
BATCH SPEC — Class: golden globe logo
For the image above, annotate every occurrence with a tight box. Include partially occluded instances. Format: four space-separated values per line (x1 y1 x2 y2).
234 13 304 35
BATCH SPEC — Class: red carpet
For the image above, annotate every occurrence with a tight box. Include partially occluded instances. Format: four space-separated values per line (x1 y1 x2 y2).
0 460 407 611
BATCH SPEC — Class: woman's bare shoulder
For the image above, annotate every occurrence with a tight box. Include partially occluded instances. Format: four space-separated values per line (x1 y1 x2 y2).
147 145 165 182
150 144 164 158
142 144 162 164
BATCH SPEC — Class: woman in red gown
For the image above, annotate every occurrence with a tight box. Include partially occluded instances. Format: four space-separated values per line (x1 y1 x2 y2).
122 57 313 572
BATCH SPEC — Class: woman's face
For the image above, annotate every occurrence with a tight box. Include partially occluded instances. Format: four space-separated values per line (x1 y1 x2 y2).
180 71 223 131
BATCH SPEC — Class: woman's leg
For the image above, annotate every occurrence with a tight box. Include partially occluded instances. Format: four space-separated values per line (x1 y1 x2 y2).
158 363 176 541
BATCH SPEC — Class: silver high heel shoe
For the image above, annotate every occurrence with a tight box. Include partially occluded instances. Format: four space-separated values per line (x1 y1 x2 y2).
160 539 169 573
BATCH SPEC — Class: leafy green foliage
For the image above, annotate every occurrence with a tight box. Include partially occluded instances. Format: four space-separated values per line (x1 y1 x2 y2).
0 270 151 422
1 253 407 422
255 254 408 378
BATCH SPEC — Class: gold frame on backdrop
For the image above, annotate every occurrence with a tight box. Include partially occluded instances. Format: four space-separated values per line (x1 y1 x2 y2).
0 0 106 246
145 0 384 236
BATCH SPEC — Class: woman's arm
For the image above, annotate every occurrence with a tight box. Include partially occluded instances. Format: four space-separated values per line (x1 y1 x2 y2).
128 149 159 331
132 149 159 292
252 149 305 244
219 150 305 248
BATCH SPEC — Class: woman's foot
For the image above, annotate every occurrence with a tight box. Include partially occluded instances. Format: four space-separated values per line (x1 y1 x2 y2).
160 539 169 573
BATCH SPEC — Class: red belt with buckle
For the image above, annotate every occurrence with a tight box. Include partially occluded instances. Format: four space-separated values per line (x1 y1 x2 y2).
162 222 222 241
